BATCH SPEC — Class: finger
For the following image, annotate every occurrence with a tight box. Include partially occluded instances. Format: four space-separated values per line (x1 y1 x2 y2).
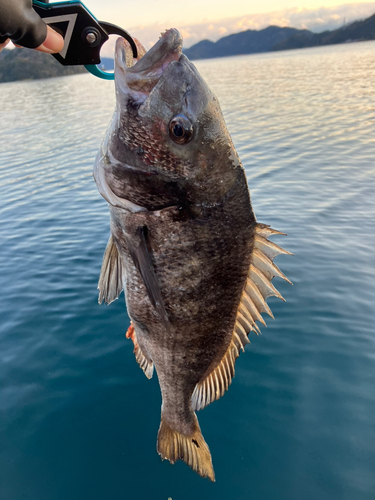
35 26 64 54
0 39 10 53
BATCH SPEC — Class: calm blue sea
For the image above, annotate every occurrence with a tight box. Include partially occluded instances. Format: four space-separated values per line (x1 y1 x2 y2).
1 41 375 500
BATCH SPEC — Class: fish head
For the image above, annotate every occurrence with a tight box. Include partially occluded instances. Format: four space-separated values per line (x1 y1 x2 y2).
95 29 244 211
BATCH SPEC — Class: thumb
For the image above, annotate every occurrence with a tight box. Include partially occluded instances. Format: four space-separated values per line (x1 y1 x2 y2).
0 40 11 53
36 25 64 54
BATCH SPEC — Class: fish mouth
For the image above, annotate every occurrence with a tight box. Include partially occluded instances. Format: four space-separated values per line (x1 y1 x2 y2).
115 29 183 101
94 30 183 211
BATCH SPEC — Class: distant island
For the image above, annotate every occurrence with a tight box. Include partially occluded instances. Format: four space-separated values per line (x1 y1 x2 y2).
0 48 116 84
0 48 86 84
1 12 374 83
184 12 375 60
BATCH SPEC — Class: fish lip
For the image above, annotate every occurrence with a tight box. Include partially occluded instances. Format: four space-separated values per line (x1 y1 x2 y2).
126 29 182 74
115 29 183 98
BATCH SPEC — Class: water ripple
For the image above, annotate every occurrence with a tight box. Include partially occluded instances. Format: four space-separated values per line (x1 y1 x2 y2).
1 42 375 500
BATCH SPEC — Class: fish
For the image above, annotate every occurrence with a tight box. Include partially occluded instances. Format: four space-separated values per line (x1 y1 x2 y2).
93 28 292 481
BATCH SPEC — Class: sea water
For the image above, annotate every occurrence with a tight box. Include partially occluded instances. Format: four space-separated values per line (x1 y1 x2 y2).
0 41 374 500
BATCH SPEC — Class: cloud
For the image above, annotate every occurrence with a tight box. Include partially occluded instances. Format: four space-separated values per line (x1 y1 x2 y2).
101 2 375 56
179 29 192 40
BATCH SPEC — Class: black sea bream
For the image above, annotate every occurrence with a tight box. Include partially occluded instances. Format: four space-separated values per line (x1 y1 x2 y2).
94 29 291 481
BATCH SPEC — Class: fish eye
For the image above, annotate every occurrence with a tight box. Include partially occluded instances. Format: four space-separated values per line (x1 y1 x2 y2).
169 115 193 145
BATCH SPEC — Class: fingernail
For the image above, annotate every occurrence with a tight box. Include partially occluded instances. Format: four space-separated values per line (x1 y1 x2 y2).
0 39 11 52
40 27 64 54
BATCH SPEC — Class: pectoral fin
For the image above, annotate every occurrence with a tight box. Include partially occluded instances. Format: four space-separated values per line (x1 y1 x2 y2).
125 226 169 329
98 235 124 305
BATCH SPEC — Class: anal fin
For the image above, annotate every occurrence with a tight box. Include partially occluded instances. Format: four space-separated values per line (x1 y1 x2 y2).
98 235 123 305
192 223 292 412
126 323 154 379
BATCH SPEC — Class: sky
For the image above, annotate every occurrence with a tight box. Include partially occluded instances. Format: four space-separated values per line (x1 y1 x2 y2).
53 0 375 53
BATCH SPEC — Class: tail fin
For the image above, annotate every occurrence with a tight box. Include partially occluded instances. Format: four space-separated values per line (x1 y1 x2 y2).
157 414 215 481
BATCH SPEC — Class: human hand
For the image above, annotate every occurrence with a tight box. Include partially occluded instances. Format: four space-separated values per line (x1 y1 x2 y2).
0 0 64 53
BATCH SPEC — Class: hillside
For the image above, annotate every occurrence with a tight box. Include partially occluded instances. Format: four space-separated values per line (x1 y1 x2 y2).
184 12 375 60
184 26 309 60
0 48 85 84
273 13 375 51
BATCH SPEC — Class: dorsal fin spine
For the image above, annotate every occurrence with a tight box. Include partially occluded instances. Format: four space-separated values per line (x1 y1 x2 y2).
228 355 235 378
219 370 226 398
243 289 267 327
252 248 292 284
237 310 253 333
256 224 287 238
249 265 285 301
245 280 274 319
213 372 220 399
224 355 231 380
254 234 293 260
235 321 250 346
239 303 257 331
233 331 246 352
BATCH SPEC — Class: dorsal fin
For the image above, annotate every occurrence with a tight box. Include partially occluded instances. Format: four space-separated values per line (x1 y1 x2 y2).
192 223 292 411
98 235 124 305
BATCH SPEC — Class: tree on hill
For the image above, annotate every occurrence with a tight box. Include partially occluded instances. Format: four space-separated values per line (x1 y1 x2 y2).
0 47 85 84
